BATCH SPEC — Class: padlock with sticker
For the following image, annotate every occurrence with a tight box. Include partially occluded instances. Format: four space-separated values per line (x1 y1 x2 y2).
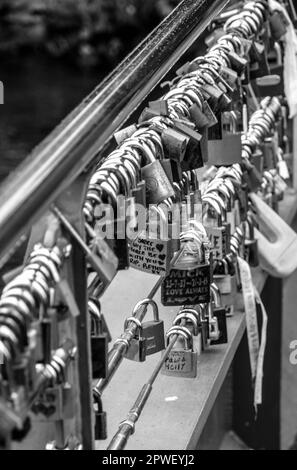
129 205 177 276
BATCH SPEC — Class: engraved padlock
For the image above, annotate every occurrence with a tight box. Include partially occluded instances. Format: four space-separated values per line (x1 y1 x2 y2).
162 326 197 379
134 299 165 356
140 140 175 205
124 317 146 362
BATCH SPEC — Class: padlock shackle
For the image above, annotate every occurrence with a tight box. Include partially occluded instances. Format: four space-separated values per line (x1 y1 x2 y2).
174 312 199 336
210 283 222 308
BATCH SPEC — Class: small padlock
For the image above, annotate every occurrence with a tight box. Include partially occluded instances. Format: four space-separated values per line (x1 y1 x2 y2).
88 299 108 379
244 217 259 268
161 228 212 307
209 284 228 345
161 127 189 162
173 307 201 337
124 317 147 362
94 396 107 441
135 299 165 356
162 326 197 379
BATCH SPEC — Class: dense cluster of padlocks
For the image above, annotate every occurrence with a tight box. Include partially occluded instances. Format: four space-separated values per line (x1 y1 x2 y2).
0 0 295 450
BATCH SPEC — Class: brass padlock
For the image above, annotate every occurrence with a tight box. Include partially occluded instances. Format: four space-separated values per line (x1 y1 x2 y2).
162 326 197 379
134 299 165 356
124 317 146 362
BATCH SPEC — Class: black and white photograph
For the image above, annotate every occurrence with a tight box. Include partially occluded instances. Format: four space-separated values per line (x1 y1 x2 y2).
0 0 297 455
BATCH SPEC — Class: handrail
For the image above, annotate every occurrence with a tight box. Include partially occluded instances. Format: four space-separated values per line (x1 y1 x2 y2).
0 0 230 266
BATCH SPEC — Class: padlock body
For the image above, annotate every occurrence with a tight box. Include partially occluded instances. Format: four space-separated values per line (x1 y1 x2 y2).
124 337 146 362
129 232 173 276
141 160 175 205
210 308 228 345
91 334 108 379
208 134 242 166
161 264 211 307
162 348 197 378
142 320 165 355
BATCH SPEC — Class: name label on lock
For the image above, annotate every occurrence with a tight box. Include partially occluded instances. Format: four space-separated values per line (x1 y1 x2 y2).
161 265 211 306
163 351 192 373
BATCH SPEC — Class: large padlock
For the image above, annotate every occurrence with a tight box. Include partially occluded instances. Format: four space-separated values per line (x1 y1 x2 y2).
129 206 177 276
134 299 165 356
124 317 147 362
162 326 197 378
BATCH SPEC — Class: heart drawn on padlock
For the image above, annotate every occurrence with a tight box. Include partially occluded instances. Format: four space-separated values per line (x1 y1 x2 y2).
156 244 164 253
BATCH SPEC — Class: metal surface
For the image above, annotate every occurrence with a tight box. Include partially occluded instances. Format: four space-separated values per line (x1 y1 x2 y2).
0 0 230 266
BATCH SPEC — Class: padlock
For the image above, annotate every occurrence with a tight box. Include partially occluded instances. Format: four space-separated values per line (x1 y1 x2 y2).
162 326 197 378
214 258 237 316
244 217 259 268
134 300 165 356
209 284 228 345
94 396 107 441
140 142 175 205
129 206 176 276
262 138 276 170
89 299 108 379
161 127 189 162
161 224 212 307
124 317 146 362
